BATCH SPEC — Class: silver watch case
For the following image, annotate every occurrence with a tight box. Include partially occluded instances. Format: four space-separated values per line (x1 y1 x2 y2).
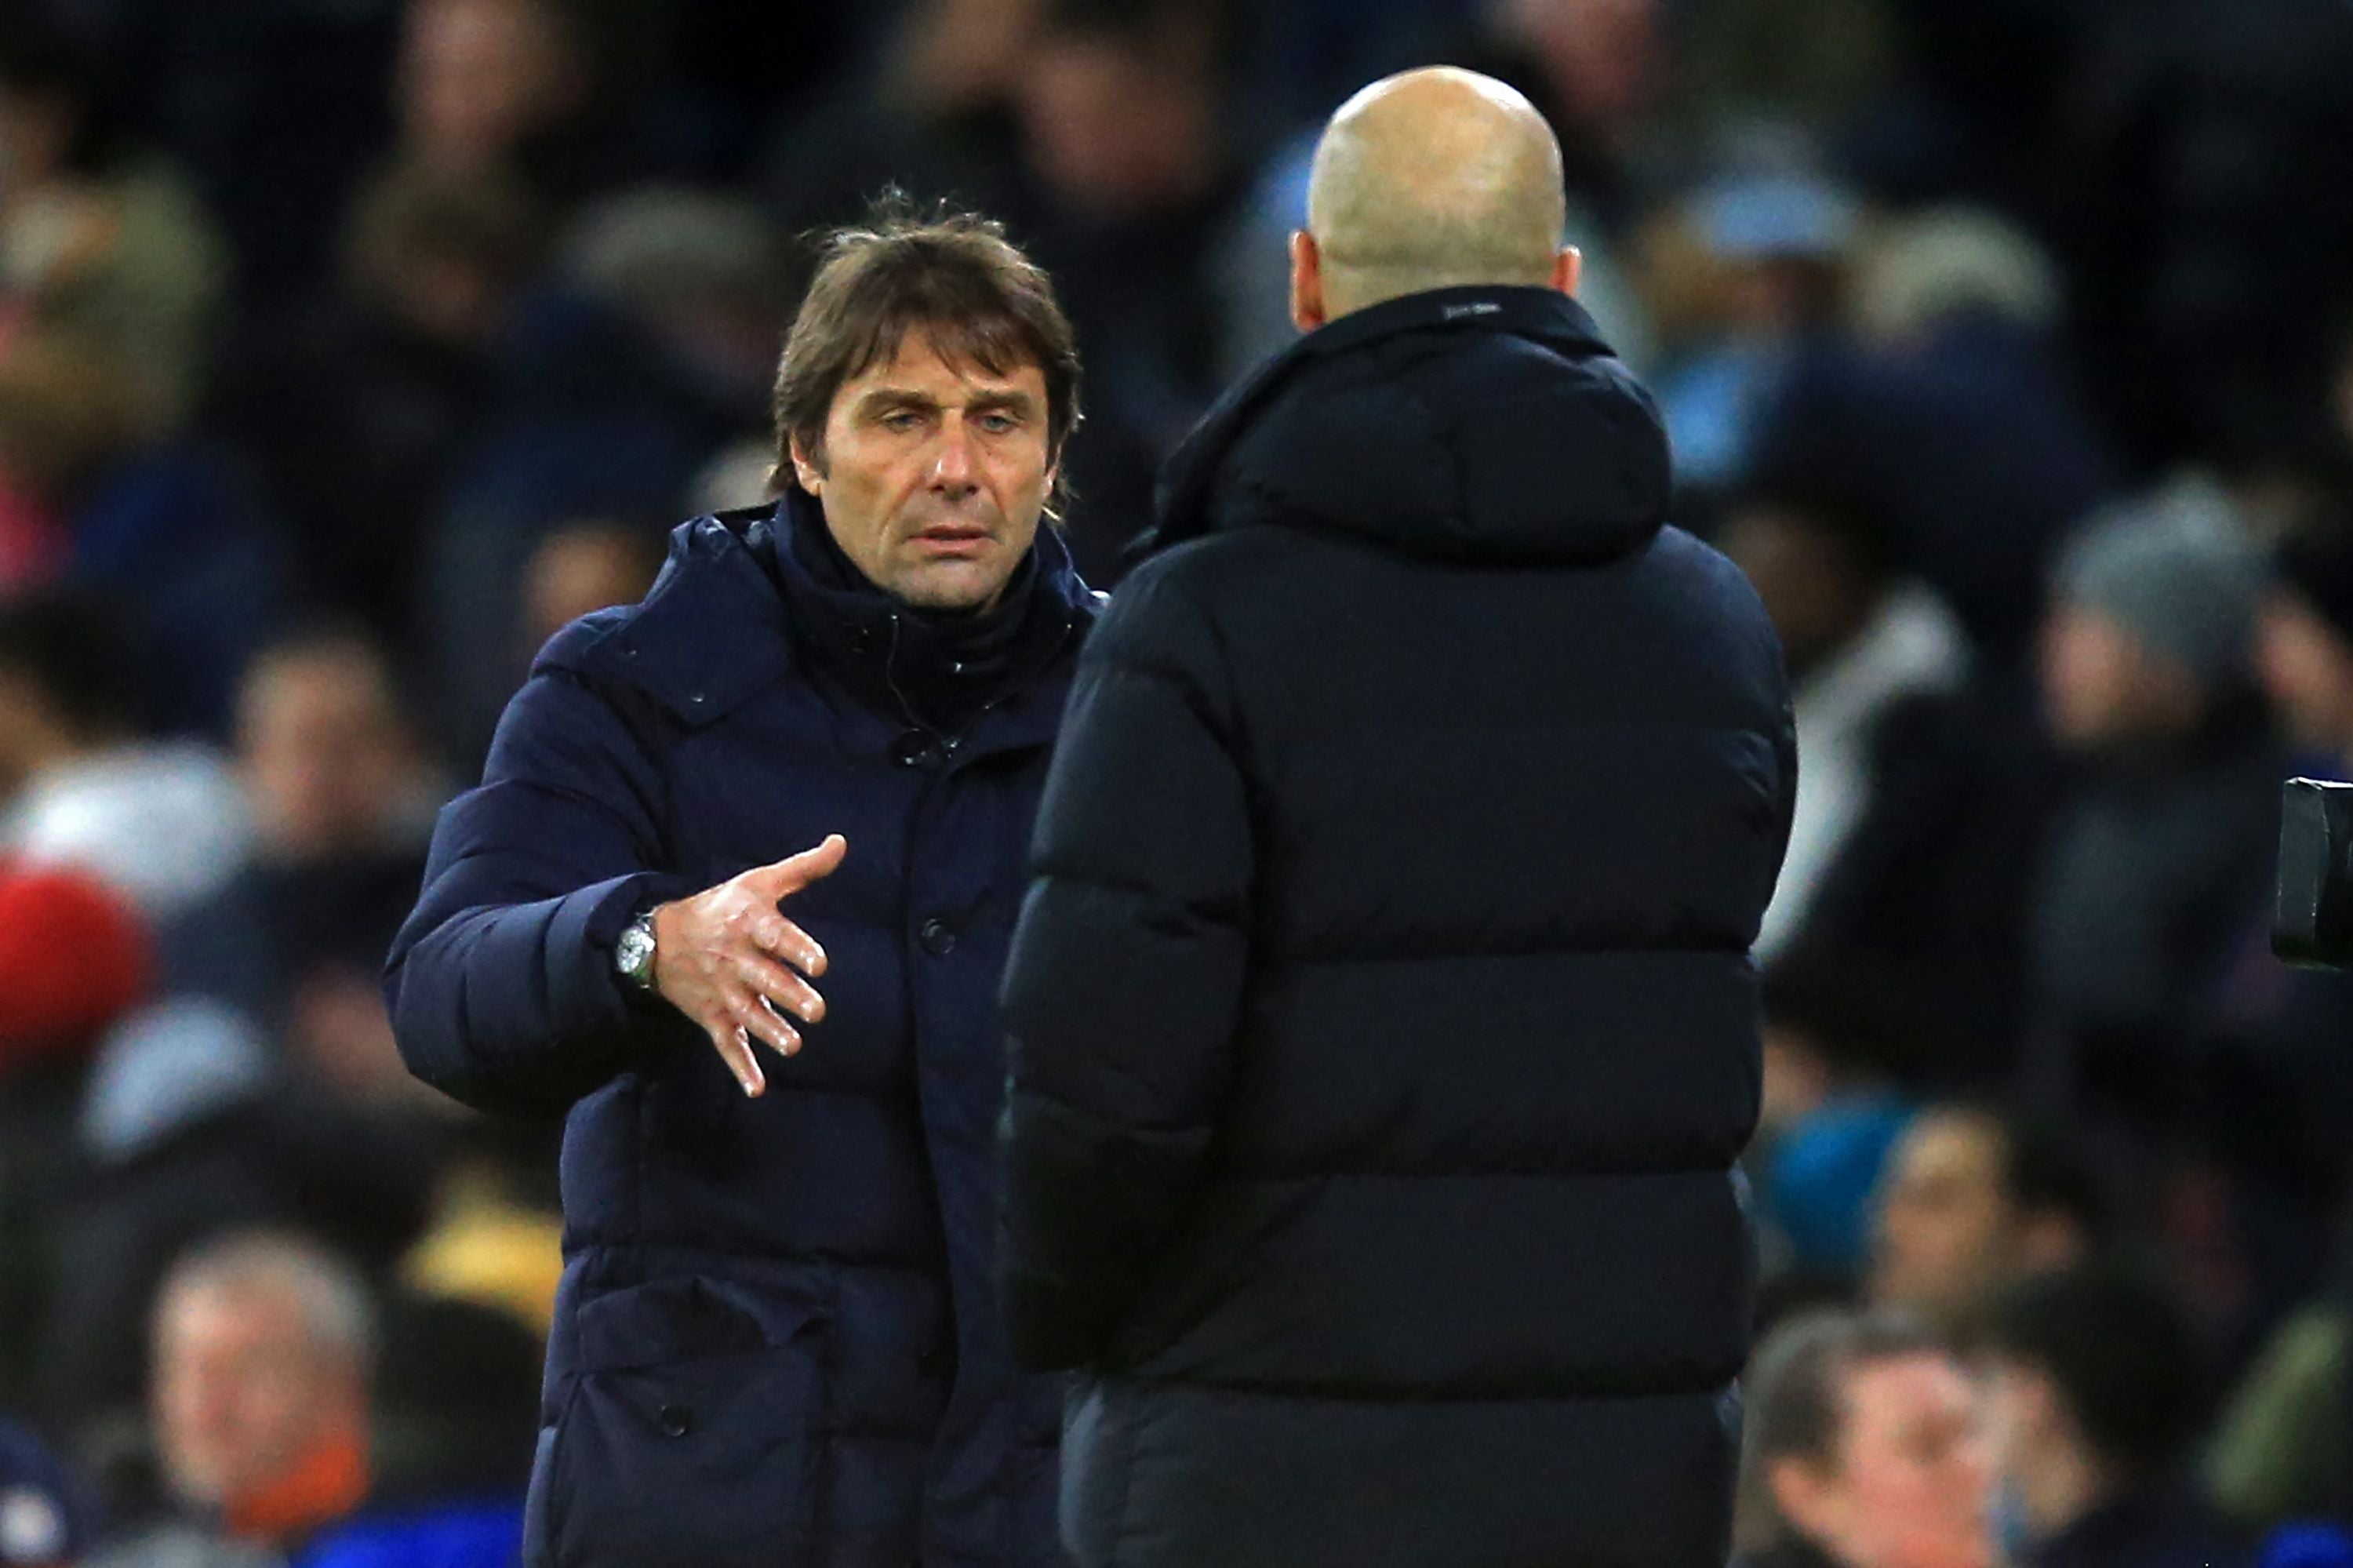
616 911 659 990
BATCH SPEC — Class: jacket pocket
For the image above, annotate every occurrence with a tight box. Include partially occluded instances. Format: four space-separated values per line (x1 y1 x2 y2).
542 1275 831 1568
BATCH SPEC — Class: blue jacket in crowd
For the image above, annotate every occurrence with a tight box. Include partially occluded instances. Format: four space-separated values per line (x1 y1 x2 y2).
387 494 1096 1568
998 286 1796 1566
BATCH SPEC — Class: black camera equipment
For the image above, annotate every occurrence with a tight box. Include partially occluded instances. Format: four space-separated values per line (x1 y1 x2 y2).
2276 777 2353 968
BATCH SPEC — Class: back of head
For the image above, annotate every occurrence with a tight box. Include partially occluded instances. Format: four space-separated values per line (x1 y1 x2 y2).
1306 67 1568 318
1995 1110 2111 1250
1988 1262 2204 1477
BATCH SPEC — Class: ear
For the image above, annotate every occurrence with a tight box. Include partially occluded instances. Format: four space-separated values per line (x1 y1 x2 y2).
787 433 825 496
1551 245 1583 299
1769 1455 1845 1546
1289 230 1327 333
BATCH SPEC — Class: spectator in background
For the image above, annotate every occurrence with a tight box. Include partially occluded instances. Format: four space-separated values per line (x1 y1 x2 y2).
1870 1104 2105 1340
1722 475 2044 1052
424 186 780 764
207 162 545 642
1751 951 1938 1303
36 617 453 1471
515 520 663 659
1733 1309 1995 1568
1719 489 1940 900
0 593 249 921
560 189 787 431
0 865 152 1083
1747 206 2114 660
92 1241 526 1568
762 0 1038 246
35 992 441 1467
0 16 229 435
0 329 287 738
2031 487 2276 1119
391 0 604 212
0 861 149 1407
1985 1263 2246 1568
0 1413 100 1567
1011 0 1249 578
1653 167 1857 494
159 628 442 1045
98 1235 376 1567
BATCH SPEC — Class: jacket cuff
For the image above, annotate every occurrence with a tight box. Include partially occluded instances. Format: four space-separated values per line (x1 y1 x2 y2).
549 870 699 1031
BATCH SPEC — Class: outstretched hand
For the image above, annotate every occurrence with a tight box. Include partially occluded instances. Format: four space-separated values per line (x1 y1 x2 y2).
650 835 847 1097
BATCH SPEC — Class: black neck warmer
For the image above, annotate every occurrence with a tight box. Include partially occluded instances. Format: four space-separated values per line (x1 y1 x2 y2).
755 489 1064 737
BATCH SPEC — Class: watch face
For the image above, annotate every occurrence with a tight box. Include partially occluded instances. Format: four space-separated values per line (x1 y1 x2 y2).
617 920 656 984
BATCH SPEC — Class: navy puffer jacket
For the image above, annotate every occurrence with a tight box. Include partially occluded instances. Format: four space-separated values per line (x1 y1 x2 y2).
388 497 1096 1568
998 287 1795 1567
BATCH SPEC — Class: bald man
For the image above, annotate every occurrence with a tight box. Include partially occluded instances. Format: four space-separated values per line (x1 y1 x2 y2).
999 67 1794 1567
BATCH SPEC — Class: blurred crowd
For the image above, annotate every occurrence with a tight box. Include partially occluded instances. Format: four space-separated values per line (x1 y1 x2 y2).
2 0 2352 1563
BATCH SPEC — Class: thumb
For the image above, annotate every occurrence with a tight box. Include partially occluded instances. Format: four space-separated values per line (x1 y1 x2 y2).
757 833 848 895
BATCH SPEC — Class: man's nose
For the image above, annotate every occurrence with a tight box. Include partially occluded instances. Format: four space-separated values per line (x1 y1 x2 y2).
931 418 978 491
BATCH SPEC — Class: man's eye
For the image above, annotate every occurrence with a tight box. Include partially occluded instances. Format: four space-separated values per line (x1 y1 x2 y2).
976 413 1017 433
882 411 923 431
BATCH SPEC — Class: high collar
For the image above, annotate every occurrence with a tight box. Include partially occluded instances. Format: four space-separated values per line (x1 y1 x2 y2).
572 498 1097 751
1147 285 1665 567
753 489 1072 737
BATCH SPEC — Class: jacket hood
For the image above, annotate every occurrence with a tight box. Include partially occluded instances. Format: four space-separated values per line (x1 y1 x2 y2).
1151 286 1670 566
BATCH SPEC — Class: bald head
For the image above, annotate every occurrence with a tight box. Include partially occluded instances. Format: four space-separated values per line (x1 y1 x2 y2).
1297 67 1572 326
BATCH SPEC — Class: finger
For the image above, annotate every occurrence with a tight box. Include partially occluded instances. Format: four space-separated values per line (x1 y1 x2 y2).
727 986 803 1058
731 951 825 1024
704 1020 766 1097
751 914 827 979
750 834 849 898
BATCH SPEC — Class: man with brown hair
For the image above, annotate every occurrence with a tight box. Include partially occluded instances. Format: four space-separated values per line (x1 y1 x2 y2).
1733 1309 1995 1568
387 206 1098 1566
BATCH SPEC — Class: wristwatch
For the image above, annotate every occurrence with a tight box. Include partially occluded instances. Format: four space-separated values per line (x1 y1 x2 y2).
615 908 659 991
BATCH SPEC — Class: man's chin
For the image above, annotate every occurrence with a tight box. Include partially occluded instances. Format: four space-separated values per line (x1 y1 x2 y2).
891 558 1017 614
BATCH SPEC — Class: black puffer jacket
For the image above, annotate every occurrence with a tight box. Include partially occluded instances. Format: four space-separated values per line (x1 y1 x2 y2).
998 286 1796 1567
